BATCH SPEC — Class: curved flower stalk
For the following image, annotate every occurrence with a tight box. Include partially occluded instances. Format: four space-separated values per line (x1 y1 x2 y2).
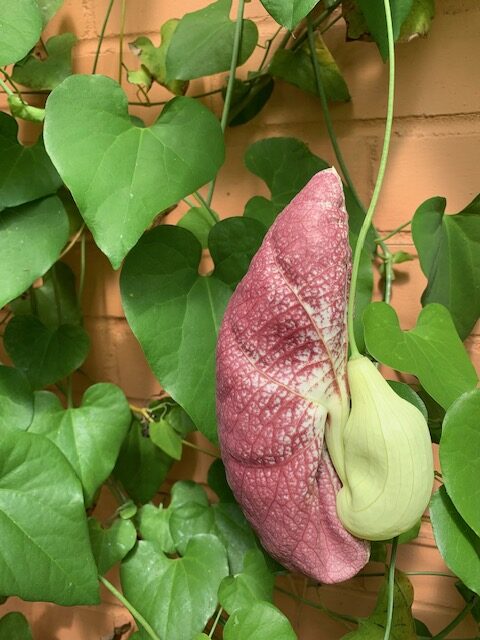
216 168 369 584
335 355 434 540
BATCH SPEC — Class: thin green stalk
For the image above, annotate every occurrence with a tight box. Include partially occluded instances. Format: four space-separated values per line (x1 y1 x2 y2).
128 87 224 107
208 607 224 638
375 219 411 243
206 0 246 206
378 239 393 304
293 0 343 51
182 197 196 208
383 537 399 640
118 0 127 85
431 599 477 640
306 17 363 212
181 439 219 459
275 585 358 627
258 25 283 71
0 77 14 97
347 0 396 358
99 576 162 640
359 570 455 579
79 231 86 303
193 190 219 223
93 0 116 73
1 68 23 98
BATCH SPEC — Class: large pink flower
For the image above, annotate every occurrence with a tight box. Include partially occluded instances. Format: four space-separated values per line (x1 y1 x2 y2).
216 168 369 583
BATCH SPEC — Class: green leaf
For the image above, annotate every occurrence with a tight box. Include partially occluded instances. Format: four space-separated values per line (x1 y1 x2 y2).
130 20 187 94
0 612 32 640
414 618 432 638
4 315 90 389
150 417 183 460
28 383 131 504
440 390 480 536
228 75 275 127
213 503 259 574
387 380 428 420
0 365 34 431
166 0 258 81
178 205 217 249
399 0 435 41
7 96 45 123
0 113 62 211
209 217 266 289
244 137 329 228
224 601 297 640
0 430 100 604
208 458 235 503
12 33 76 90
121 225 232 442
363 302 478 410
44 75 225 268
418 387 444 444
269 36 350 102
412 195 480 339
259 0 320 30
430 486 480 597
455 581 480 623
121 535 229 640
219 549 274 614
135 503 176 554
88 517 137 575
0 0 42 66
10 262 82 328
0 197 68 308
36 0 64 25
113 418 173 504
356 0 414 60
342 572 416 639
351 233 373 354
163 403 196 437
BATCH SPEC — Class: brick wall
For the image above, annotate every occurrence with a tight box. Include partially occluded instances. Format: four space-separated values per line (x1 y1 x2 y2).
1 1 479 637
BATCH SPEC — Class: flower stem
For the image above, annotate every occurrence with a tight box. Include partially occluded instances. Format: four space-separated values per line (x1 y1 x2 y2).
347 0 396 358
206 0 246 206
99 576 162 640
383 537 399 640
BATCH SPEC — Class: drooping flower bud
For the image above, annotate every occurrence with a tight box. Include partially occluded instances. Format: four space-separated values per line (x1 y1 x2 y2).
334 355 434 540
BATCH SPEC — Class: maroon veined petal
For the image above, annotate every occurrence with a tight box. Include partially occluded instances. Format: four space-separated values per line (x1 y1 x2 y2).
216 168 369 583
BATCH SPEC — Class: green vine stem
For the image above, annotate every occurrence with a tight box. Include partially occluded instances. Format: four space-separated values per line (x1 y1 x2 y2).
118 0 127 84
346 0 396 358
99 576 162 640
0 77 14 97
294 0 343 52
92 0 116 74
275 585 359 628
383 537 399 640
208 607 224 638
430 598 477 640
375 219 411 243
206 0 246 206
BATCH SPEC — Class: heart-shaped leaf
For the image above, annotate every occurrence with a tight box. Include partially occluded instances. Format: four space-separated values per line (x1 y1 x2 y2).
342 572 416 639
12 33 76 90
0 612 32 640
0 430 100 604
0 113 62 211
113 418 173 504
121 225 232 442
412 195 480 339
28 383 131 504
219 549 274 614
364 302 478 410
178 205 217 249
0 0 42 66
4 315 90 389
209 217 266 288
150 417 183 460
270 35 350 102
88 517 137 575
259 0 320 30
243 137 329 228
430 486 480 596
217 169 369 583
356 0 414 60
440 390 480 536
130 20 187 95
135 503 176 554
166 0 258 81
10 261 82 328
0 197 68 308
208 458 235 503
44 75 225 267
224 601 296 640
121 535 229 640
0 365 34 431
227 75 275 127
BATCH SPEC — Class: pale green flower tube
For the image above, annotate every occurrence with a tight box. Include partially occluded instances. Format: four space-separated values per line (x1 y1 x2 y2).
335 355 434 541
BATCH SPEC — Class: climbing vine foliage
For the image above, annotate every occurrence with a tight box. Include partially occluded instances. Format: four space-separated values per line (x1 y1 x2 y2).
0 0 479 638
